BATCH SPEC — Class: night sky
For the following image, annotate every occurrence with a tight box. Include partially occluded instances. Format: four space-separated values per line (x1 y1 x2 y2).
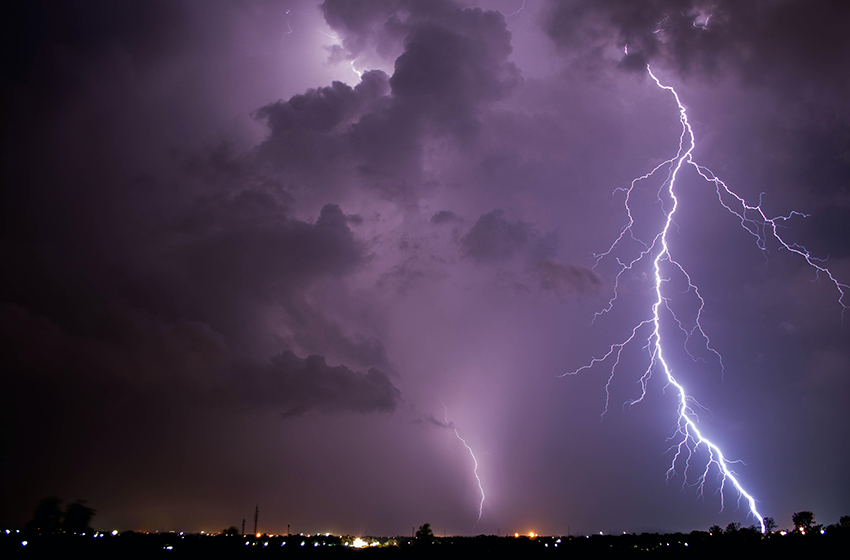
2 0 849 537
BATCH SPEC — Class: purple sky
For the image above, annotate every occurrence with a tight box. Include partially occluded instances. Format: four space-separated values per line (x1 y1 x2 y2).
2 0 849 536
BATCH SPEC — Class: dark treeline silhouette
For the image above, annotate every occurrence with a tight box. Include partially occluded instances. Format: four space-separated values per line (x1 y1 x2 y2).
24 497 95 534
4 509 850 559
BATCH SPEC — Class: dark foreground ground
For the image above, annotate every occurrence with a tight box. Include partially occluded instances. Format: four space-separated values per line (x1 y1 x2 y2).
3 529 847 558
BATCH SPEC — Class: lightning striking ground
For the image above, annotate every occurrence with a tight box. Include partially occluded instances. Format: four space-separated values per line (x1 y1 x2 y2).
565 58 849 533
444 408 486 526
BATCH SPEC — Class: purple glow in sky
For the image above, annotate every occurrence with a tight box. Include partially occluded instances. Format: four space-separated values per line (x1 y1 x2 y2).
2 0 849 537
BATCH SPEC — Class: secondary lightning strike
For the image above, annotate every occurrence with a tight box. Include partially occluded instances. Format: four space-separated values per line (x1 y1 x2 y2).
565 58 849 533
506 0 528 17
444 408 486 526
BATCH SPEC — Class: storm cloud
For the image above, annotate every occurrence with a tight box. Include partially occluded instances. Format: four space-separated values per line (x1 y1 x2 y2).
237 351 400 417
1 0 848 538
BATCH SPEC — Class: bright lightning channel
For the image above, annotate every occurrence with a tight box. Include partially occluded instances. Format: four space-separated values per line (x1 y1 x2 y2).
565 57 849 534
444 408 486 526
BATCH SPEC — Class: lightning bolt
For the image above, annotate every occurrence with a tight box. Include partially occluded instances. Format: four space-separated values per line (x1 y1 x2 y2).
315 28 364 79
283 10 293 36
506 0 528 18
564 58 849 533
444 407 486 526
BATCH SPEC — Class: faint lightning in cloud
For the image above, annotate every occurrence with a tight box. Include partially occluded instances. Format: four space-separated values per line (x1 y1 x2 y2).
506 0 528 17
283 10 293 36
690 7 714 30
444 407 486 526
315 27 364 79
563 54 849 533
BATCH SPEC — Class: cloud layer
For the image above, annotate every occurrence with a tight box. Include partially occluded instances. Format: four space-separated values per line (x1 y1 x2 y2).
1 0 848 537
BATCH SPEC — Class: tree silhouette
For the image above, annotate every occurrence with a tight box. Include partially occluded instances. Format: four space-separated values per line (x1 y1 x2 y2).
763 517 777 533
63 500 96 533
708 525 723 536
792 511 815 534
25 497 96 534
415 523 434 543
26 497 63 533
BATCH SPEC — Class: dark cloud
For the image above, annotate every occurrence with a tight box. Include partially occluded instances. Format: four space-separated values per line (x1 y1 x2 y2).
543 0 850 100
0 0 188 95
151 144 362 296
3 0 849 538
431 210 459 224
377 254 449 294
284 302 398 375
237 351 401 418
320 0 405 60
388 7 520 137
256 71 391 137
535 259 601 293
413 413 451 429
0 298 399 417
461 209 555 262
257 0 522 196
0 301 232 391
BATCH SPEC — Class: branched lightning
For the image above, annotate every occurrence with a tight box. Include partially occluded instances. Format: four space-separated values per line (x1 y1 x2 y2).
564 59 849 533
444 407 486 526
